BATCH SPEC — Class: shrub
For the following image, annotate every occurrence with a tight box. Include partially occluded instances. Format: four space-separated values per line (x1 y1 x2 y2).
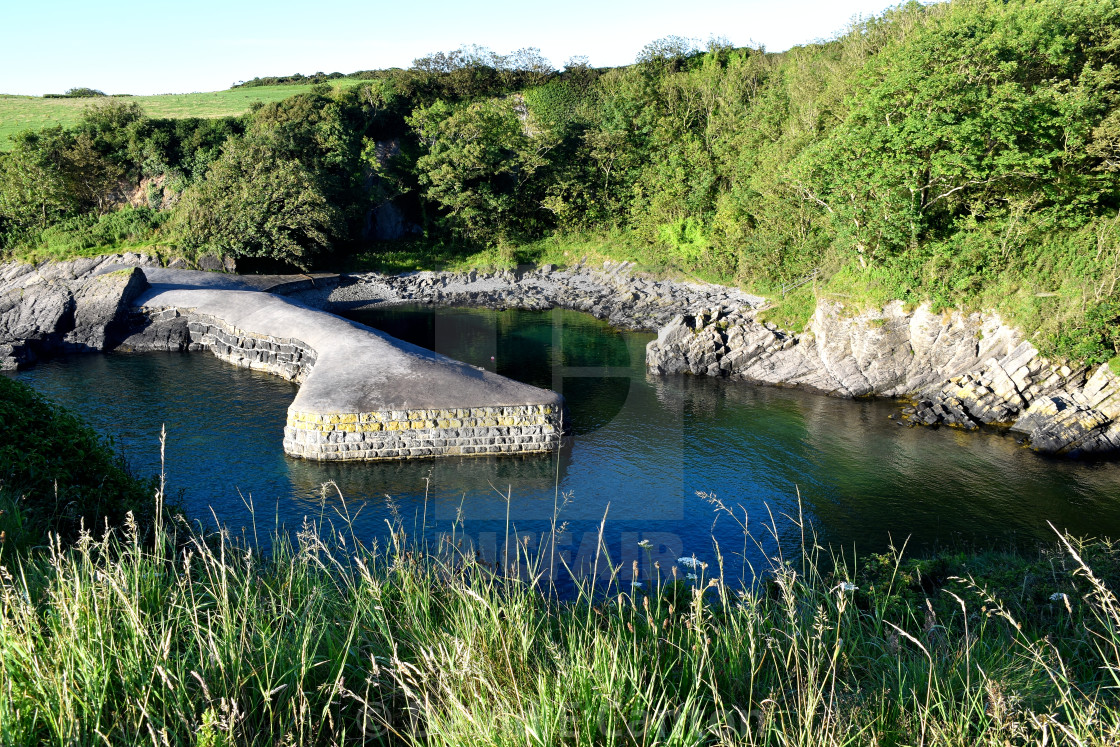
0 377 157 549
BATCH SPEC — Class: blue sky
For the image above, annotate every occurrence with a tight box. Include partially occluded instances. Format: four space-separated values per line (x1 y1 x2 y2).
3 1 907 96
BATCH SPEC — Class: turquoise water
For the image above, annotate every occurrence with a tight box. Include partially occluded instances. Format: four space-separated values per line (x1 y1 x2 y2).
10 306 1120 584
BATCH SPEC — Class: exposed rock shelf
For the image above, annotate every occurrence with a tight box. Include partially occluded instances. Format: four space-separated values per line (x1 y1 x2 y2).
288 260 765 331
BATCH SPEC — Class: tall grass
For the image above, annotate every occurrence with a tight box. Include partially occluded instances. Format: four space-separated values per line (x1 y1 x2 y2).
1 486 1119 745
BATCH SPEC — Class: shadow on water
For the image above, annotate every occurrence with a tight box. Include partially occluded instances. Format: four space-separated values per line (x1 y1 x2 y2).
9 305 1120 588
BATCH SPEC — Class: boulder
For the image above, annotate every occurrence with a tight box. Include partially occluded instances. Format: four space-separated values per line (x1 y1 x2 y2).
62 267 149 351
1010 395 1115 455
197 254 225 272
0 282 72 369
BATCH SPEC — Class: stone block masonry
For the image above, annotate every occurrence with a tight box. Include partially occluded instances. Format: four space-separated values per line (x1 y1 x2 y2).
130 305 563 461
187 314 317 382
120 308 318 382
284 404 561 460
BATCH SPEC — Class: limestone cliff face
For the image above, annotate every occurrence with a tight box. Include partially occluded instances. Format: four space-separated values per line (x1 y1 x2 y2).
646 300 1120 456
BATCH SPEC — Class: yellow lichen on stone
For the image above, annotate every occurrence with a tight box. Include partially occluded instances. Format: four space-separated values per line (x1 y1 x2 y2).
339 413 358 424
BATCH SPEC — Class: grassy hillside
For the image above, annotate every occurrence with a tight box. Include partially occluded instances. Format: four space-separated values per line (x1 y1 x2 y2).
0 79 366 151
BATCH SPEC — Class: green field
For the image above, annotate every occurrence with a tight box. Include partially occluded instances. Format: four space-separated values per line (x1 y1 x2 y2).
0 79 366 150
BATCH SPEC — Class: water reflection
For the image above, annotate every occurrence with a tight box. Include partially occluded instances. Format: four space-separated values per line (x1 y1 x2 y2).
8 306 1120 588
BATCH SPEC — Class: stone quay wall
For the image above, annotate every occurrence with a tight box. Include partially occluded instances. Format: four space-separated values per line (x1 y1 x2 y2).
131 307 562 461
188 314 317 383
283 404 562 461
123 308 317 382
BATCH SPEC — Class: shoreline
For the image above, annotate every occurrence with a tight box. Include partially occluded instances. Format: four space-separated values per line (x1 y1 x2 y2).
2 253 1118 457
287 263 1120 457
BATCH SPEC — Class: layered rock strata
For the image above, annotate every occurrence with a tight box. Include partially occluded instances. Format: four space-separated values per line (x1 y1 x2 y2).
646 300 1120 456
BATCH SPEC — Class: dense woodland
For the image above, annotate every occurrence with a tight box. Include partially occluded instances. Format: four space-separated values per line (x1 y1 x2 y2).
0 0 1118 364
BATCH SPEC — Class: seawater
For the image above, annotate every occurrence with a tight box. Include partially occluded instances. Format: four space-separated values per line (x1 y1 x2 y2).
10 306 1120 584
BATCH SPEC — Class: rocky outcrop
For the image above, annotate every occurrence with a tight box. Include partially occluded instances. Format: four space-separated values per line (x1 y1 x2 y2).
0 282 71 369
63 269 150 351
1006 365 1120 455
0 255 154 369
646 299 1120 456
294 260 764 331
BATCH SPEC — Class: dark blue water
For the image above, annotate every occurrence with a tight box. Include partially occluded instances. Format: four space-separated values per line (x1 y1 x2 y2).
10 306 1120 585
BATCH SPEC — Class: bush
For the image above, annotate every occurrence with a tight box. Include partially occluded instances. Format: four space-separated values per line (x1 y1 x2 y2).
38 206 166 249
4 207 168 264
174 137 343 269
42 87 107 99
0 377 157 550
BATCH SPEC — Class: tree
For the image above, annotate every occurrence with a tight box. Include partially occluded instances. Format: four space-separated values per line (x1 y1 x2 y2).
63 132 126 214
175 137 342 268
64 87 106 97
408 98 553 243
0 131 76 234
796 0 1120 260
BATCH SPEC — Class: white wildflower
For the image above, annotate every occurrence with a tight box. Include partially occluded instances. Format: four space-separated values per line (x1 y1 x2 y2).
1050 592 1068 602
638 539 653 550
678 556 701 569
839 582 858 593
687 573 698 581
631 581 644 589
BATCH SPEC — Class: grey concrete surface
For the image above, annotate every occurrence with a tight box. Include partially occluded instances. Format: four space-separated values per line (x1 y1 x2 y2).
126 267 562 417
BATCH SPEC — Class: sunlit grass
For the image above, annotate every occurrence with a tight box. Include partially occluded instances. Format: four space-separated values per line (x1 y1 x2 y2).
0 80 367 151
2 477 1119 745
